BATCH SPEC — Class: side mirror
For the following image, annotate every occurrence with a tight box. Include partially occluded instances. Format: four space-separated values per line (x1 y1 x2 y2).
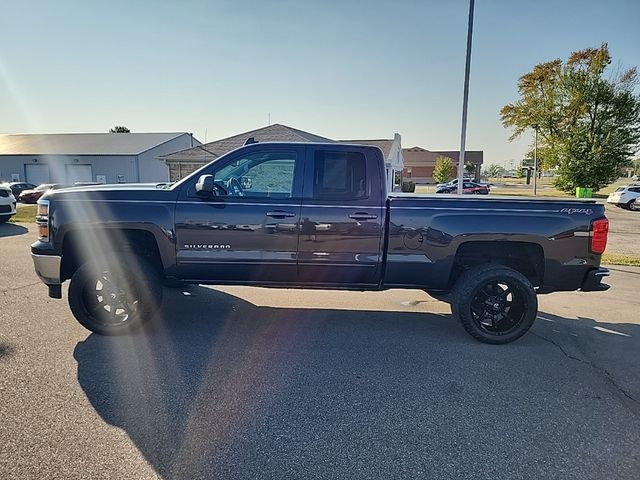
195 174 215 196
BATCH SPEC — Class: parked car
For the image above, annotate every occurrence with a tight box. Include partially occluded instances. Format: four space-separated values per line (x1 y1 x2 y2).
18 184 67 204
0 184 17 223
436 181 490 194
31 142 609 345
436 177 474 189
8 182 37 198
606 185 640 209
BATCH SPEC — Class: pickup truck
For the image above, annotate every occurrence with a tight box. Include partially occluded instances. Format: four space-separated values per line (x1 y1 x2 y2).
31 142 610 344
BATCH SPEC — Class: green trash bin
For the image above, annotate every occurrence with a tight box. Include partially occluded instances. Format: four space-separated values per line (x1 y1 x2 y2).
584 188 593 198
575 187 585 198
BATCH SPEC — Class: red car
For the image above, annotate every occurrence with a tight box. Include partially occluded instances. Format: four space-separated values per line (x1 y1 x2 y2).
18 184 67 203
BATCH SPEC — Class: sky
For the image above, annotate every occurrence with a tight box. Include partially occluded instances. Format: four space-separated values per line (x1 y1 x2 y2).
1 0 639 168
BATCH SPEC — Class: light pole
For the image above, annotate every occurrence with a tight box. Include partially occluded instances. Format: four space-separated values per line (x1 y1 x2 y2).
533 126 538 196
457 0 475 195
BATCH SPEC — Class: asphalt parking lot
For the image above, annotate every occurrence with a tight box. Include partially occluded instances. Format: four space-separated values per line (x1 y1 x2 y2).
1 225 639 479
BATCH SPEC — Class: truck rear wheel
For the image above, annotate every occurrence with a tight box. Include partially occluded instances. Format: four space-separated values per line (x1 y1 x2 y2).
451 264 537 344
68 254 162 335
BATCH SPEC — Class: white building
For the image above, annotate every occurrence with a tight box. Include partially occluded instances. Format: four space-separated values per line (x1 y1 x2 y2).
0 133 201 185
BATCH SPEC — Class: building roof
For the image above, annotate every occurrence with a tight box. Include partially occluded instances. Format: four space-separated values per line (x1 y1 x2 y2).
0 133 189 155
160 124 334 162
337 139 394 158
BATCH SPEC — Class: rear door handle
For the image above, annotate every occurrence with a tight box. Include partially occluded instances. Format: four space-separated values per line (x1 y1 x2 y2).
349 213 378 220
266 210 297 218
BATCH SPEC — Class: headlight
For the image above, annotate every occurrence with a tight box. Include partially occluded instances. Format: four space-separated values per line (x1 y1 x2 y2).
36 199 50 242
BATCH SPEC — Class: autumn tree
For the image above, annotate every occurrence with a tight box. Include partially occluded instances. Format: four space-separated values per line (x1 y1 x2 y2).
500 44 640 192
433 156 454 184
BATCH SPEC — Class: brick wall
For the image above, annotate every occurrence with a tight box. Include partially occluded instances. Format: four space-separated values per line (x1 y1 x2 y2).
168 161 206 182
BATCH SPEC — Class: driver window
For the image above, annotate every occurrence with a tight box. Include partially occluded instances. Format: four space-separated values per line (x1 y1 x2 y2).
213 151 297 198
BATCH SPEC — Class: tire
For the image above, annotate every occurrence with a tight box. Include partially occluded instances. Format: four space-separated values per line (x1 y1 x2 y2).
68 254 163 335
0 216 10 223
451 264 537 344
624 200 635 210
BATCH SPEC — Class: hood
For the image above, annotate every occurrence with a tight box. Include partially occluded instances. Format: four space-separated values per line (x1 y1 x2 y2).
43 182 179 203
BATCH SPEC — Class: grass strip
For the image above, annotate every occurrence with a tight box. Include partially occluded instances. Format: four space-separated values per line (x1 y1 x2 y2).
9 204 37 223
601 253 640 267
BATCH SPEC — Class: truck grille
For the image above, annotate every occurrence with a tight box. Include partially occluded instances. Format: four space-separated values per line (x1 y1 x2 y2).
0 190 9 198
0 205 11 213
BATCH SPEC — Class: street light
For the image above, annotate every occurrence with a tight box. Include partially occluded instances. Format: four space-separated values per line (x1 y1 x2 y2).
533 125 538 196
457 0 475 195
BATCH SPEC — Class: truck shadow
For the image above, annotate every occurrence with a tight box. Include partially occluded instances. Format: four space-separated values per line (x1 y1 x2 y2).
73 286 640 479
0 222 28 238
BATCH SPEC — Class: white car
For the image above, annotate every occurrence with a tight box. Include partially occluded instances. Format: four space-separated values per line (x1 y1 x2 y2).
0 183 17 223
607 185 640 209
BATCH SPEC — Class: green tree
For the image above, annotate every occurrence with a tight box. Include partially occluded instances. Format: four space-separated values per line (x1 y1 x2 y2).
487 163 504 178
465 163 475 176
500 44 640 192
433 156 454 184
109 126 130 133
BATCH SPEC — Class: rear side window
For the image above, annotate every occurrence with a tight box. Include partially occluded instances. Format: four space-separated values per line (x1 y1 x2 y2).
313 150 367 200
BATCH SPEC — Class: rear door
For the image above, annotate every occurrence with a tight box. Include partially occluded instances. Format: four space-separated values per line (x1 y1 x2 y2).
297 146 385 286
174 144 305 283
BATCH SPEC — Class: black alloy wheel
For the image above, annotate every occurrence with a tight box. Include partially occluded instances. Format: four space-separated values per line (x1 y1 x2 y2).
81 269 140 327
69 254 162 335
451 264 537 344
468 279 528 335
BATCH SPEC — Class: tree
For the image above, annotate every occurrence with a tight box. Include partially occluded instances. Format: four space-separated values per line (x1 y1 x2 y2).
487 163 504 178
465 163 476 176
500 44 640 192
109 126 130 133
433 156 454 184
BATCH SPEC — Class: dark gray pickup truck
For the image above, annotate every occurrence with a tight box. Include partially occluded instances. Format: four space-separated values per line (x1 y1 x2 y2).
31 142 610 343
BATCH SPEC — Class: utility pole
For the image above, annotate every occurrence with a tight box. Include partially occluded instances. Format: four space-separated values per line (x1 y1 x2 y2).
457 0 475 195
533 126 538 196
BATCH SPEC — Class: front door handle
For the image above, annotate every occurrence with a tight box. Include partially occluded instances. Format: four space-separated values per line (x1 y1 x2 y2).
349 213 378 220
266 210 297 218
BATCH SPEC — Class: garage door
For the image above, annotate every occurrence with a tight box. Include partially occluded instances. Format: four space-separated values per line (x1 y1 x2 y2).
25 164 50 185
65 164 92 185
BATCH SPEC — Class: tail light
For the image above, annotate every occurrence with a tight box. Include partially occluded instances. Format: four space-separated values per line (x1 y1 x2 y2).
36 199 50 242
590 218 608 254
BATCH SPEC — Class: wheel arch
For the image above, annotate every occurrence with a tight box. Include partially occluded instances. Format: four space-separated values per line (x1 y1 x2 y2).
449 241 545 289
60 227 166 282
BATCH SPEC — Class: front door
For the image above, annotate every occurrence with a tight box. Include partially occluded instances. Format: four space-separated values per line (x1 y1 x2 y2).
174 145 305 283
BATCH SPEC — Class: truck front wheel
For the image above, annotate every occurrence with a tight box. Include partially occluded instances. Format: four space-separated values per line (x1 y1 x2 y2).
68 254 163 335
451 265 537 344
